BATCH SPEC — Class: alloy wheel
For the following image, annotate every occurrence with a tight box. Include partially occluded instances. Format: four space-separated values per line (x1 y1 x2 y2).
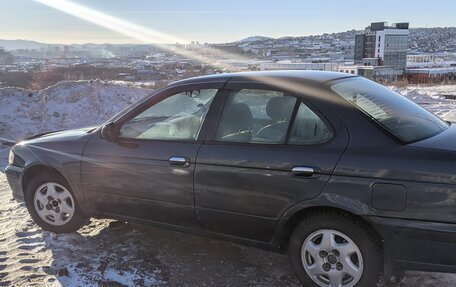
301 229 364 287
33 182 75 226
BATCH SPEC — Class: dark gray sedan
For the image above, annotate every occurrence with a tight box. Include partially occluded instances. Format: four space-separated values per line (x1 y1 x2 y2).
5 71 456 287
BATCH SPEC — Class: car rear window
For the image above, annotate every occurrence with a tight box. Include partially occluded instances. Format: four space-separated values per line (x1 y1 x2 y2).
331 77 449 143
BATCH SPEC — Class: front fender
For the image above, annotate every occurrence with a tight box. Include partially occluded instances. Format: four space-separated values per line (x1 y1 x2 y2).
11 131 94 214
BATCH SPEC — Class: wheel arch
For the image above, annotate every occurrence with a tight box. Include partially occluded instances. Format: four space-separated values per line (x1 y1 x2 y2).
283 205 386 286
22 164 72 196
275 205 384 253
21 163 88 233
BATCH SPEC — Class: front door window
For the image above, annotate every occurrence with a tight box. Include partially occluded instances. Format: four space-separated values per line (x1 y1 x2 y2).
119 89 217 140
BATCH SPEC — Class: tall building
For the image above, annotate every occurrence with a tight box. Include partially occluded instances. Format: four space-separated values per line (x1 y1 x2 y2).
0 47 14 65
354 22 409 69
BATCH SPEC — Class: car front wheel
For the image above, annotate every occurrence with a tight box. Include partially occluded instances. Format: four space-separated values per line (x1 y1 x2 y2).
288 210 382 287
24 172 86 233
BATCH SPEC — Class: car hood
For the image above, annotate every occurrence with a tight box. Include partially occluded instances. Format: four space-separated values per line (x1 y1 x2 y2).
11 126 99 167
21 125 98 144
410 123 456 152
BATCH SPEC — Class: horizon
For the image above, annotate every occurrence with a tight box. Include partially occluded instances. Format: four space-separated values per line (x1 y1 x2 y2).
1 24 455 47
1 0 456 45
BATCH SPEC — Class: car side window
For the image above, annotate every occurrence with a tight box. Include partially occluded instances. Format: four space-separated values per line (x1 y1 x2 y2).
288 102 333 145
119 89 217 140
216 89 296 144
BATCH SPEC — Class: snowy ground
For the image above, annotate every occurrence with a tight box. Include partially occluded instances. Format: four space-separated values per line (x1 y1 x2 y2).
1 82 456 286
392 85 456 122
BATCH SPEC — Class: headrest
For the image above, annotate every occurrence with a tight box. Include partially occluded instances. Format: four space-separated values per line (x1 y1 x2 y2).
266 96 295 121
225 102 253 129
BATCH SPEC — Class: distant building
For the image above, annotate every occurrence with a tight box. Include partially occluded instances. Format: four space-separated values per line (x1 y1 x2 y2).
260 62 338 71
355 22 409 69
405 54 456 82
0 47 14 65
405 67 456 83
407 54 437 66
338 65 359 75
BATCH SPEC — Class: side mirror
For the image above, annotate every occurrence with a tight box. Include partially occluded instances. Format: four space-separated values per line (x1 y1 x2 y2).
101 122 120 142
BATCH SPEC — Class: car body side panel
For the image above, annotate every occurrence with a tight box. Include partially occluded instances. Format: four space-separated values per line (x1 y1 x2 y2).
410 123 456 151
334 146 456 185
281 174 456 221
368 216 456 273
330 145 456 224
195 145 339 217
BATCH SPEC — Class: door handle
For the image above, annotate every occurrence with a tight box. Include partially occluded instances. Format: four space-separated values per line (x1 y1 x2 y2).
291 166 315 177
169 156 190 167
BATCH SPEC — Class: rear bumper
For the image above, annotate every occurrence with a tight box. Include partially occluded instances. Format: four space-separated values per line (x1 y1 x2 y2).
4 164 25 201
369 216 456 273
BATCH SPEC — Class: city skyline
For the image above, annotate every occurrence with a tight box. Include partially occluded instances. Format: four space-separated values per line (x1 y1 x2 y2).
1 0 456 44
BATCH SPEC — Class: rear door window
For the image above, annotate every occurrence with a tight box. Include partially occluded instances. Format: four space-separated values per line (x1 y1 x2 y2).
215 89 296 144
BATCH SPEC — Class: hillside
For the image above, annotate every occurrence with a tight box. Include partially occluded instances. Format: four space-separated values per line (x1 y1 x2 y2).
0 39 50 51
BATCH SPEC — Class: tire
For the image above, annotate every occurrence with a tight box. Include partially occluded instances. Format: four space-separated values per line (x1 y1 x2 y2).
24 172 86 233
288 210 382 287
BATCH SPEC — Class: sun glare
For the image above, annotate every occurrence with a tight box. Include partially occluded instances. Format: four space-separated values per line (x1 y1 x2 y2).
33 0 252 71
34 0 182 44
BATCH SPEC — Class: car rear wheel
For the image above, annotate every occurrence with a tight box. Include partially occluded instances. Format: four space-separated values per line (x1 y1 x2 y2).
24 172 86 233
289 211 382 287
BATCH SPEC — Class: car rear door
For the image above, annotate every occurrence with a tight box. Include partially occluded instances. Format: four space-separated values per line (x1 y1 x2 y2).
194 81 349 242
81 82 225 228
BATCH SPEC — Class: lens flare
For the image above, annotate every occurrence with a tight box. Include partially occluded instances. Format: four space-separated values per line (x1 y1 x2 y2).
34 0 253 71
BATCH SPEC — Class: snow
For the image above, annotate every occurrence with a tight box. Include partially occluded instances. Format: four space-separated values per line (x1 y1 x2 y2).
0 178 165 286
1 82 456 286
102 268 159 287
0 79 151 140
392 85 456 122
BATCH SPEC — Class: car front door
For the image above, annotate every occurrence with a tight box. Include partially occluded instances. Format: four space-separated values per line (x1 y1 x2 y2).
194 82 349 241
82 82 224 228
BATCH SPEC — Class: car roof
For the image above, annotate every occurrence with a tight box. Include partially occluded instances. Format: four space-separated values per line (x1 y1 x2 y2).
168 70 357 87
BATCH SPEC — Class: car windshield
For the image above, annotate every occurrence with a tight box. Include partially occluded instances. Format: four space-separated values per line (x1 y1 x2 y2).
331 77 449 143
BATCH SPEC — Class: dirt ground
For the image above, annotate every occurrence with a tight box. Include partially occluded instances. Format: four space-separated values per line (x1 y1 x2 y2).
1 173 456 287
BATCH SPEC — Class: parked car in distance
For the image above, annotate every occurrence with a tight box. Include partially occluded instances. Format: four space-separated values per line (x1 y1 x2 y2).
5 71 456 287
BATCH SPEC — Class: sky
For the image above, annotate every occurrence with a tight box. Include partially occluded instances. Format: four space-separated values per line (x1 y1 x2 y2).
1 0 455 44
